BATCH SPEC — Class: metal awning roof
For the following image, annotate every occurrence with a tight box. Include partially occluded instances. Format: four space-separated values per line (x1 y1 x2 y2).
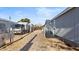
0 18 16 24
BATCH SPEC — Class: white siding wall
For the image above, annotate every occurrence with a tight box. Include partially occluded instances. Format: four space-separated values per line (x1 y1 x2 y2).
52 8 79 44
0 20 14 47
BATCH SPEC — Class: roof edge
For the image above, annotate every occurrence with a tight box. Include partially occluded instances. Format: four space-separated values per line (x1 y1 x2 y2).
51 7 75 21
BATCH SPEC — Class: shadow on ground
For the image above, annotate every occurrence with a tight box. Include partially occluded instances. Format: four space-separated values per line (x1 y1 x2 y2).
20 34 37 51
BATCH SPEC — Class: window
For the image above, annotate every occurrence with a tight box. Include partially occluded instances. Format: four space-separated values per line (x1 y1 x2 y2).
14 24 24 29
0 23 6 33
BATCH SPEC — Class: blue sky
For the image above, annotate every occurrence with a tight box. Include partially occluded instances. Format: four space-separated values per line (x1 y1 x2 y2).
0 7 66 25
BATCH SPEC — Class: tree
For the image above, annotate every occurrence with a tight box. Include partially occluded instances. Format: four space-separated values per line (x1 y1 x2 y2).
18 18 30 23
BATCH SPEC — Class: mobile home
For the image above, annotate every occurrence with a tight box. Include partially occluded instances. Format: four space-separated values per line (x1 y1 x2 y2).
13 24 25 34
18 22 30 33
44 7 79 47
13 22 30 34
0 18 15 47
43 20 55 38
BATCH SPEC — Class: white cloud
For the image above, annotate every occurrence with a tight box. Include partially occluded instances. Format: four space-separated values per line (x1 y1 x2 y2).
13 10 31 22
36 8 53 19
0 7 66 25
14 11 24 18
36 7 66 19
0 10 23 22
7 7 66 24
34 7 66 24
0 13 9 19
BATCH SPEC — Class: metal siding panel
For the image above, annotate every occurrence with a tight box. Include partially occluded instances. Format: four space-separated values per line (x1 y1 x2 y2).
54 8 79 44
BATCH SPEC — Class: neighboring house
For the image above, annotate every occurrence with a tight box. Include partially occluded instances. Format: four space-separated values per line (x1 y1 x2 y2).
44 7 79 47
0 18 15 47
13 22 34 34
30 24 34 32
43 20 54 38
44 19 57 38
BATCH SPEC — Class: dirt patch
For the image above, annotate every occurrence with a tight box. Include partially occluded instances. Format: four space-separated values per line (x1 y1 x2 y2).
29 31 75 51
